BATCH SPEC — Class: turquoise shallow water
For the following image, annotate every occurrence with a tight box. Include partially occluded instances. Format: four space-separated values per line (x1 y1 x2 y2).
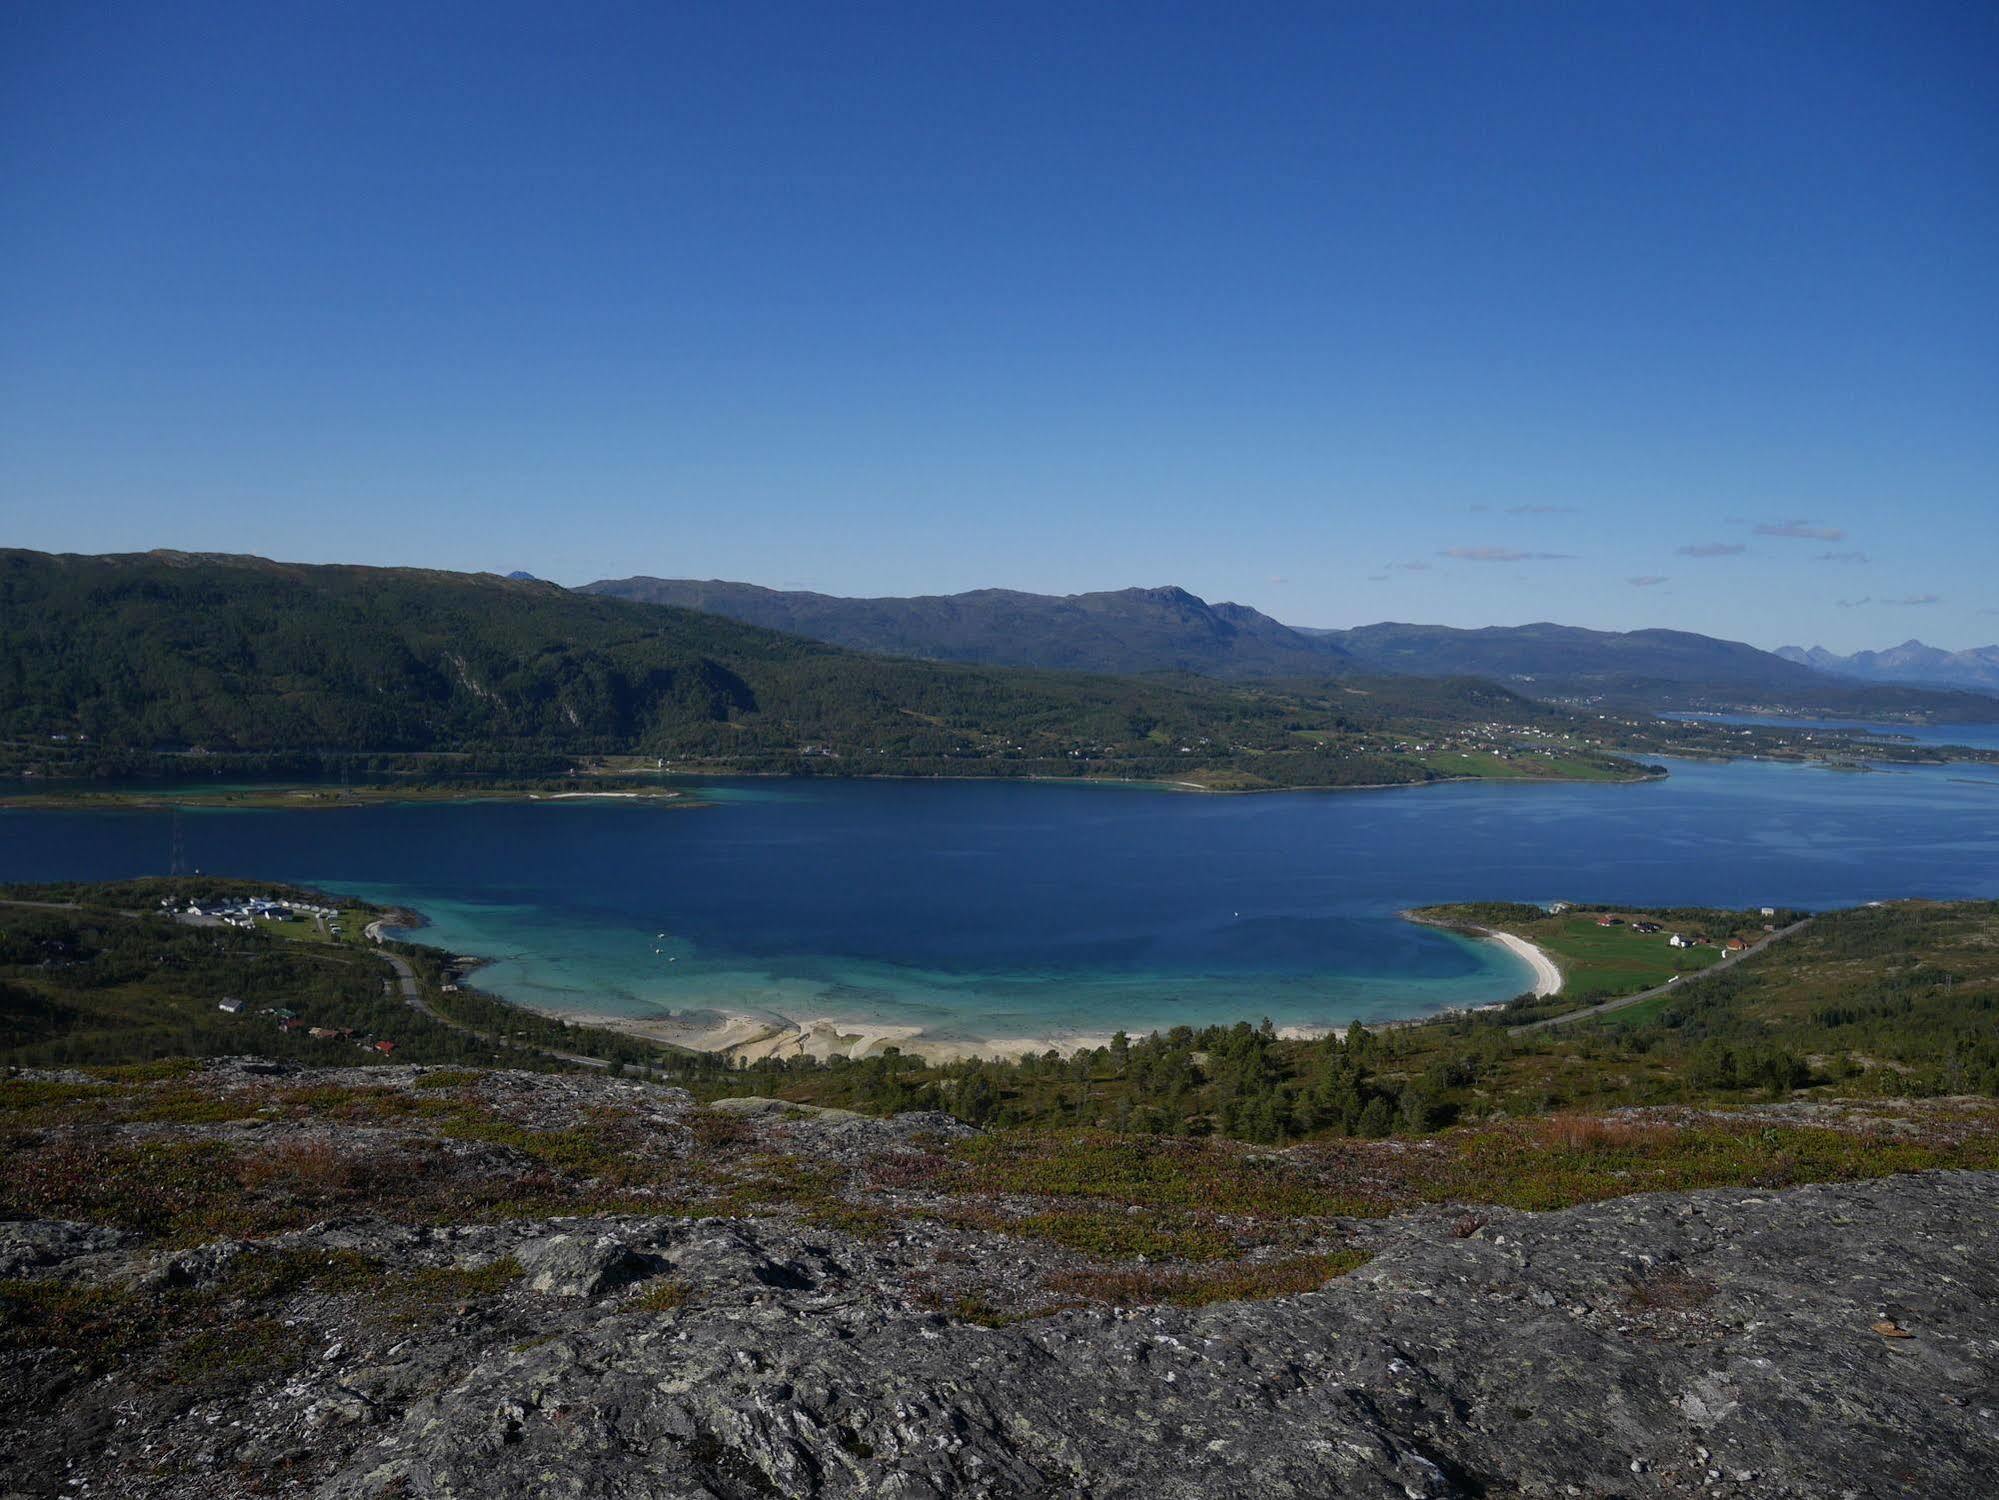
4 757 1998 1044
328 886 1522 1046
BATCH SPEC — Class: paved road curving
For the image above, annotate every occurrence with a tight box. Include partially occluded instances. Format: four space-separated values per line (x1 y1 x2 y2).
364 921 612 1069
1509 918 1814 1034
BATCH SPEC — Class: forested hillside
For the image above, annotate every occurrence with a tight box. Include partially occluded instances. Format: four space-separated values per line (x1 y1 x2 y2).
0 550 1630 787
0 550 1231 755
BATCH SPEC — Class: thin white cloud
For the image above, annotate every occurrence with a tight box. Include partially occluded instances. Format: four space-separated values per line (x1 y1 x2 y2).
1626 575 1669 588
1836 597 1872 608
1268 575 1288 585
1815 551 1868 564
1367 574 1389 581
1756 520 1846 541
1677 542 1747 558
1438 546 1574 562
1505 504 1576 515
1882 593 1941 606
1388 561 1433 572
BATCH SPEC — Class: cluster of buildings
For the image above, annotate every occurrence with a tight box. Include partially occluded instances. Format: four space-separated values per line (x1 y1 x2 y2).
1578 905 1781 955
215 996 398 1055
169 894 344 936
1666 932 1749 952
202 897 397 1055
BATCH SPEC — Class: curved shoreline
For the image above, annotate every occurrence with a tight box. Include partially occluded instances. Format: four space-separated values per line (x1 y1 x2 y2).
545 1005 1132 1066
1484 931 1563 996
0 760 1676 822
387 900 1571 1066
453 925 1561 1065
1399 910 1563 999
1159 768 1666 795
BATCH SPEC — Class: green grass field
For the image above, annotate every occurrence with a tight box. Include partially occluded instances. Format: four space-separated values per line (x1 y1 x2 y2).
1410 903 1785 1005
1530 917 1716 1000
255 916 325 943
1414 751 1634 783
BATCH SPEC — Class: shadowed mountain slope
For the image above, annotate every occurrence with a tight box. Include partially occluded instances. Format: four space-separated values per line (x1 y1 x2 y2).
583 577 1999 721
2 549 1611 788
583 578 1349 679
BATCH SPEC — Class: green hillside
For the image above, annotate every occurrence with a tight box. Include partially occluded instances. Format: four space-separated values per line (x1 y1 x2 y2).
0 549 1641 788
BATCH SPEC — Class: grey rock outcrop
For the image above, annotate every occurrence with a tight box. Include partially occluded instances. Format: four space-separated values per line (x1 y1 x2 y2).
6 1172 1976 1498
302 1170 1998 1499
0 1218 129 1278
5 1061 1993 1498
515 1231 663 1298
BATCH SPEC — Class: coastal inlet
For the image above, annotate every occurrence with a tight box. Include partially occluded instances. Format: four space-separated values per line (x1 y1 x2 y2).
5 755 1999 1058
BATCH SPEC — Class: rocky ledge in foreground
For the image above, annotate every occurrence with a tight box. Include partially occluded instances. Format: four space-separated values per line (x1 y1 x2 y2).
7 1186 1994 1496
325 1178 1999 1499
2 1065 1995 1498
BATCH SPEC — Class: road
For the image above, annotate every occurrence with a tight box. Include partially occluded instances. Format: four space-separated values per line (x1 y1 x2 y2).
1509 918 1814 1034
364 920 611 1069
7 899 623 1073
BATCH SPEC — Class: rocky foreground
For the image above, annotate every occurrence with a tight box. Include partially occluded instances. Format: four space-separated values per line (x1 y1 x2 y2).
2 1064 1995 1498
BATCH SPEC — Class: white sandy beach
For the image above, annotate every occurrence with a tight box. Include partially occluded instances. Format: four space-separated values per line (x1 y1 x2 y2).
1487 932 1563 996
1398 909 1564 1001
535 791 681 800
552 1005 1128 1065
558 999 1546 1063
542 920 1559 1064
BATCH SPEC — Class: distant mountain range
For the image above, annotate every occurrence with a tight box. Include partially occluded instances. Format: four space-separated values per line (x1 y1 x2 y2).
582 577 1999 722
0 550 1589 789
581 579 1344 679
1776 640 1999 695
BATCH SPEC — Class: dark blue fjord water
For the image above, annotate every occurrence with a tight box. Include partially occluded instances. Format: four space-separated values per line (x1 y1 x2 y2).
3 758 1997 1049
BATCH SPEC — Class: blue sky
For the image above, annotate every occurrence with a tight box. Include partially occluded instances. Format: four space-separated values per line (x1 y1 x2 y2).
2 1 1993 651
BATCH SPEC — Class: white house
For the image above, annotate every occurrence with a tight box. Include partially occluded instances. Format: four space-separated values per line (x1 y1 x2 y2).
1667 934 1689 949
217 997 245 1014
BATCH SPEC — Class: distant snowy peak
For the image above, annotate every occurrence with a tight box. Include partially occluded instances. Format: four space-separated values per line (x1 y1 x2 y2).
1775 645 1848 671
1782 640 1999 694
